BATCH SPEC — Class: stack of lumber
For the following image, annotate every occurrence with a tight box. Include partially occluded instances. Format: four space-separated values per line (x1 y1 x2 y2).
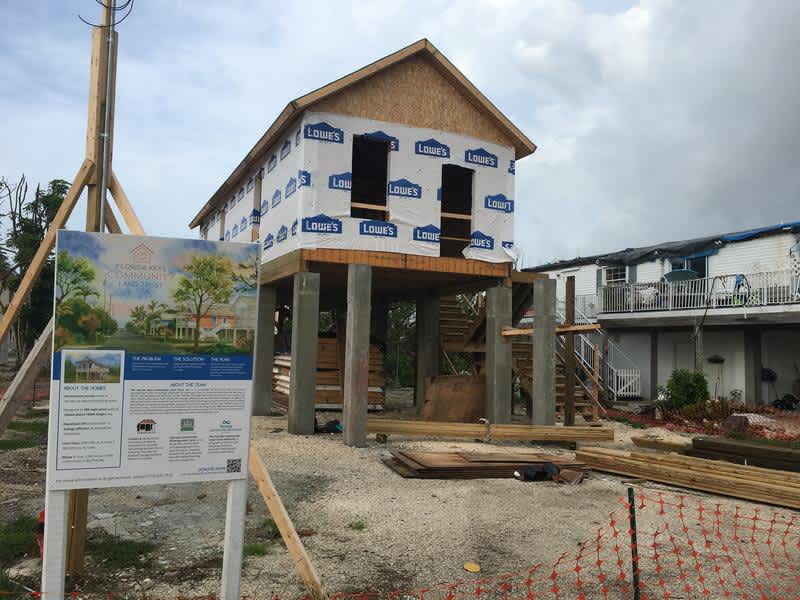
367 418 614 442
631 436 691 453
576 447 800 510
384 450 586 479
687 437 800 473
272 337 385 409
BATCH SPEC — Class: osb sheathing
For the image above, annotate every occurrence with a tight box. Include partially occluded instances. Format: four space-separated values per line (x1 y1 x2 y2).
313 55 516 152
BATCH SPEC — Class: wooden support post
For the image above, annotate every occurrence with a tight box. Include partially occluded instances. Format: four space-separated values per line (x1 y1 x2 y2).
532 278 556 425
109 170 145 234
249 448 325 600
251 171 263 242
343 265 371 446
252 285 276 416
65 489 89 575
288 272 320 435
563 276 576 426
415 294 440 412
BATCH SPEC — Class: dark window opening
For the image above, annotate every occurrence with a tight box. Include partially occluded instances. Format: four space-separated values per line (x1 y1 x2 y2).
351 134 389 220
440 164 474 257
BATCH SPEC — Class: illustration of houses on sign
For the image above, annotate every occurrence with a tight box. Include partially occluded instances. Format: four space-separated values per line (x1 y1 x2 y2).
75 358 110 380
130 243 155 265
137 419 156 433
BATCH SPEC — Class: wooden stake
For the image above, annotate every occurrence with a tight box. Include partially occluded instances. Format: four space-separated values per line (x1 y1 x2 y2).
249 448 326 600
109 170 145 235
0 159 94 348
563 276 576 426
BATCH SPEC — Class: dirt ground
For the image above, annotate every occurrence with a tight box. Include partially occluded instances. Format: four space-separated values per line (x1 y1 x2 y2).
0 392 790 598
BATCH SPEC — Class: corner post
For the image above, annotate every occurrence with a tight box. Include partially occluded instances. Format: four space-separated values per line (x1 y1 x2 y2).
485 283 512 424
288 272 320 434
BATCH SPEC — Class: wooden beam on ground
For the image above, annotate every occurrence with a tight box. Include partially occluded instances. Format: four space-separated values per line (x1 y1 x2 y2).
109 170 145 234
577 447 800 510
367 418 613 442
630 436 690 453
0 159 94 348
248 448 325 600
502 323 601 337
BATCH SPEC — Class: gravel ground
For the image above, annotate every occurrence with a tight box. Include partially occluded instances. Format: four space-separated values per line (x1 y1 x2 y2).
1 399 794 599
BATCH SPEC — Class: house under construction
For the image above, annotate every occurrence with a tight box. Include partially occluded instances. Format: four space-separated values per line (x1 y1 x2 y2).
188 39 599 444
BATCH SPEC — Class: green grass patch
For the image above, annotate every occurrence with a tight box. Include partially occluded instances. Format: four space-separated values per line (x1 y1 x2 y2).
243 543 269 557
349 519 366 532
0 517 38 568
86 533 156 570
7 420 48 434
0 438 38 452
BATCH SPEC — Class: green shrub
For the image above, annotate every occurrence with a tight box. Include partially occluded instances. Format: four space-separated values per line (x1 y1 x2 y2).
663 369 709 409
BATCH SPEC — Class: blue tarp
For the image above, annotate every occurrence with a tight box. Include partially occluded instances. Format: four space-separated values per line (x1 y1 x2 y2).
720 221 800 242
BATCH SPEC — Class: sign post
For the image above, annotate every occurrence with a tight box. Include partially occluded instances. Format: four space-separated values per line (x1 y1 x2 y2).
42 231 259 599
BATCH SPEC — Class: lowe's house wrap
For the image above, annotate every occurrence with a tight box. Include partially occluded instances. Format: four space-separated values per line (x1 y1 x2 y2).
46 231 259 490
251 111 517 263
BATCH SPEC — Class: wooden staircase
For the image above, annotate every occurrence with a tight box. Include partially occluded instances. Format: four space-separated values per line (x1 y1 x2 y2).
440 286 602 421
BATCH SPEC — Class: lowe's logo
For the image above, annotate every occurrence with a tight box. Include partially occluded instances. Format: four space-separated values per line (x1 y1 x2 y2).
304 121 344 143
470 230 495 250
328 171 352 191
302 214 343 234
365 130 399 151
413 224 441 243
291 219 298 236
285 177 297 198
484 193 514 213
263 233 274 249
250 209 260 225
502 240 514 250
271 189 281 208
465 148 498 168
280 139 291 160
277 225 288 243
359 220 397 238
415 138 450 158
267 154 277 173
508 160 515 175
387 178 421 198
298 170 312 187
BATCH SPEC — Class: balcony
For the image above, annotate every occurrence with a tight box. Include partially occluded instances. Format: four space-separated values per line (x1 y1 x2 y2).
599 269 800 315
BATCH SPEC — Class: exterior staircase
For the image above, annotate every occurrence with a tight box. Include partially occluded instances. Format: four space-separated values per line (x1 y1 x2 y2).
439 283 603 421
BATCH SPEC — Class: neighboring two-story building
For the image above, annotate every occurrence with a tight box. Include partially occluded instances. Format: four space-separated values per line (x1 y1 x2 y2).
527 222 800 406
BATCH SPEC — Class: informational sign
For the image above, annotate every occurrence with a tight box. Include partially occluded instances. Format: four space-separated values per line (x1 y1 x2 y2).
46 231 259 490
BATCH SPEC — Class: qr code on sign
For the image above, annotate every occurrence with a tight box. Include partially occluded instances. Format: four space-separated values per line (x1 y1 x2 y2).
226 459 242 473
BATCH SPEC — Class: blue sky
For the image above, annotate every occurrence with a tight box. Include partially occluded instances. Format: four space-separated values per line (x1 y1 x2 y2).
2 0 799 266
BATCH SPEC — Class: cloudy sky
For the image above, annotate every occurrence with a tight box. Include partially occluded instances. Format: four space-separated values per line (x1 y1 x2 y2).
1 0 798 266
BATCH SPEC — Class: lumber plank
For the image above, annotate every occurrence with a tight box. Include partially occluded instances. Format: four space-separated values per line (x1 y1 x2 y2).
109 170 145 234
0 319 53 434
367 418 613 442
502 323 601 337
249 447 325 600
631 436 691 453
577 447 800 509
0 159 94 347
687 448 800 473
693 436 800 462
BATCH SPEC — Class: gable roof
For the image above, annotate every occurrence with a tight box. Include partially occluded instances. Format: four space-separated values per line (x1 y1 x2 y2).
189 39 536 229
526 220 800 272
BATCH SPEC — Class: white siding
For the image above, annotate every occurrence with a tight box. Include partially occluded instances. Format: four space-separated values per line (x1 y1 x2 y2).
542 263 598 302
635 259 666 283
709 233 797 276
702 331 746 400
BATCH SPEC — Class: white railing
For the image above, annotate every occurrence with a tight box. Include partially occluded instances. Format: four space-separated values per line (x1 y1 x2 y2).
600 269 800 314
555 300 642 399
